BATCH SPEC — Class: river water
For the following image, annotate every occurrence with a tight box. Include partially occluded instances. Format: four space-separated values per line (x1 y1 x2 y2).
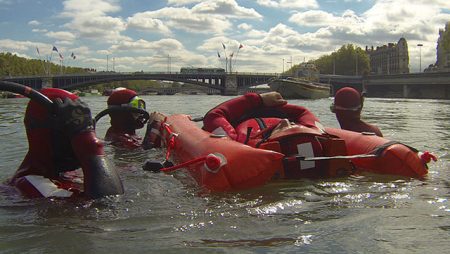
0 94 449 253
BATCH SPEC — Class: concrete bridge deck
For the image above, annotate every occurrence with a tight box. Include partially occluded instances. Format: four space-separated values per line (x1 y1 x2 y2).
2 71 449 99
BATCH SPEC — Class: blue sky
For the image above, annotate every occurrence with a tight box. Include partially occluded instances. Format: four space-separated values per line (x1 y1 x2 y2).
0 0 449 73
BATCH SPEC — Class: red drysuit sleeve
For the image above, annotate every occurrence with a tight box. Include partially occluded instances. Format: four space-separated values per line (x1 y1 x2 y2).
203 93 262 140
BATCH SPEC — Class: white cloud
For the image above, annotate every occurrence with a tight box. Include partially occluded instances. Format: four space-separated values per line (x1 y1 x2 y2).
129 7 232 34
238 23 253 30
108 38 207 71
97 49 111 55
0 39 33 51
192 0 263 20
289 10 339 27
32 28 48 33
68 46 90 57
127 14 172 35
245 29 268 38
28 20 41 26
167 0 202 6
111 38 184 52
256 0 319 9
62 0 121 14
0 39 55 56
46 31 76 41
129 1 262 35
60 0 128 42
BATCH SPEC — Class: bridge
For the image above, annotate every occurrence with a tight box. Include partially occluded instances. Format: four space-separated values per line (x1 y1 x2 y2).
1 72 278 96
2 71 450 99
361 72 450 99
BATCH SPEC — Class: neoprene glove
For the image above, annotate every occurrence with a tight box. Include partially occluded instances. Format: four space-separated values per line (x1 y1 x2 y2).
142 120 162 150
54 98 94 137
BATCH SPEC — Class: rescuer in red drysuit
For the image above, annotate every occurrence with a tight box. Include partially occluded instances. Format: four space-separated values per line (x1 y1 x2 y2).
103 88 151 149
202 92 322 144
8 88 124 199
201 92 356 179
331 87 383 137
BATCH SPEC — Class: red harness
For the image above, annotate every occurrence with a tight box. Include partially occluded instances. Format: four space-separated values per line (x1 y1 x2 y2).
238 119 353 179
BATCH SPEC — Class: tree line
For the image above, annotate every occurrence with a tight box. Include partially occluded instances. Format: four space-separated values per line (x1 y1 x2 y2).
285 44 370 76
0 52 90 78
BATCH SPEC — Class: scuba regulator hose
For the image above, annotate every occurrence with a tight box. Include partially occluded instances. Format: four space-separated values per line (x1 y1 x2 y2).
0 81 53 109
93 106 150 129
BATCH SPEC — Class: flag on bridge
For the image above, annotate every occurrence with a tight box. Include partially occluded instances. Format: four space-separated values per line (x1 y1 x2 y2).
59 53 64 59
52 46 58 52
71 52 76 59
222 43 226 50
217 51 221 58
239 44 243 49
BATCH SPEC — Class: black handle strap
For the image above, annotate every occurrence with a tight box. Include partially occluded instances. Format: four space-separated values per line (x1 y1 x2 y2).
0 81 53 110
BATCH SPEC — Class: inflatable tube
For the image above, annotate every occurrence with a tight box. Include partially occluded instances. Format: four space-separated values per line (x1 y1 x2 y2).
0 81 52 110
162 114 284 192
325 127 428 178
156 115 430 192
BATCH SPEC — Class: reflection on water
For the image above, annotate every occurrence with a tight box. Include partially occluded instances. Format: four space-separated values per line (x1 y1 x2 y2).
0 95 449 253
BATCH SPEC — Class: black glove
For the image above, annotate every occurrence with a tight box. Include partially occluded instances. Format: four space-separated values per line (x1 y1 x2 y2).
54 98 94 137
142 120 162 150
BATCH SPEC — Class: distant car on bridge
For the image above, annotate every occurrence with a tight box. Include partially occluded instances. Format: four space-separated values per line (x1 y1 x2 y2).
180 67 225 74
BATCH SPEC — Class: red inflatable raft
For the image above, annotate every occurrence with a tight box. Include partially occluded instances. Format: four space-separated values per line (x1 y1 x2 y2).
325 127 433 178
154 114 434 192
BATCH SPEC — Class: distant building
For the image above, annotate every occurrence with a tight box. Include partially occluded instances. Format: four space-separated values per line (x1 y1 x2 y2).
425 22 450 73
365 38 410 75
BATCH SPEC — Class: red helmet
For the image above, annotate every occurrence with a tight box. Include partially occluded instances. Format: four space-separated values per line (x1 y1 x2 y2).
332 87 363 112
22 88 81 178
107 88 138 106
105 88 147 130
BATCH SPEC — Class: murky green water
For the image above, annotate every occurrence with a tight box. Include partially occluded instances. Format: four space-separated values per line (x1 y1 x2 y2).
1 95 449 253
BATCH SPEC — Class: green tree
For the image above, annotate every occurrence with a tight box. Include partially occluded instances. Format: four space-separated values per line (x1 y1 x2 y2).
313 44 370 76
0 52 88 78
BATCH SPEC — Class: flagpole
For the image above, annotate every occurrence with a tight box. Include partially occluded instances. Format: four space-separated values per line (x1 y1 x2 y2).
232 44 243 73
222 43 228 73
47 55 52 76
49 53 53 76
36 47 47 75
233 49 239 69
229 54 233 73
217 51 222 69
50 45 60 76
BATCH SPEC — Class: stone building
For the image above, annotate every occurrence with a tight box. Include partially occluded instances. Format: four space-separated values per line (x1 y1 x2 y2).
425 22 450 72
365 38 410 75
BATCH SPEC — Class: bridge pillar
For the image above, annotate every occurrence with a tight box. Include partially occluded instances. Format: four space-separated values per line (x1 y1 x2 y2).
402 84 409 98
43 78 52 88
223 74 238 95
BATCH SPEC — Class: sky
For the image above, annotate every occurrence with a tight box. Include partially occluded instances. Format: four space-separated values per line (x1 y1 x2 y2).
0 0 449 73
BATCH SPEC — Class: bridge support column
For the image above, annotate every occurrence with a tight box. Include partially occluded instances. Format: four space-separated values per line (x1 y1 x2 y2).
223 74 238 95
402 84 410 98
43 78 52 88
